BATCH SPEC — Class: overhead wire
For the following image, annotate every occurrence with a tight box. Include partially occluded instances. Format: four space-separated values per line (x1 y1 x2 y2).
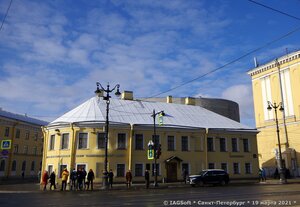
0 0 13 32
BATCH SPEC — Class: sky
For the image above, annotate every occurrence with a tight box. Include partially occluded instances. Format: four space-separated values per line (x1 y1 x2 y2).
0 0 300 127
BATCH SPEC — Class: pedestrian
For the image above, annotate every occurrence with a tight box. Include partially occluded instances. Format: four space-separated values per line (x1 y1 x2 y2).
70 168 77 190
61 168 69 191
87 169 95 190
108 169 114 189
182 169 188 184
49 171 57 190
82 168 87 189
145 169 150 189
258 168 263 182
41 170 49 191
274 168 279 179
21 171 25 179
77 168 83 190
261 168 266 182
125 170 132 188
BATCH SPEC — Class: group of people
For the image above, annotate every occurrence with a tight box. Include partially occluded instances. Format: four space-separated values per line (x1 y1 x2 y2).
41 168 95 191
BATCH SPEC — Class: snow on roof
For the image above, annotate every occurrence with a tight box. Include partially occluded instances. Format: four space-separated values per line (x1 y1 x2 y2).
0 109 48 126
50 97 255 131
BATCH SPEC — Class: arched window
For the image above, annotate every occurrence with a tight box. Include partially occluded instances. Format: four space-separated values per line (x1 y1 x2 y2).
31 161 35 171
22 161 26 171
0 160 5 171
11 160 17 171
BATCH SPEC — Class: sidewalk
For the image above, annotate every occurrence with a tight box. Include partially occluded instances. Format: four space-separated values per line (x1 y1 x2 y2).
1 178 300 192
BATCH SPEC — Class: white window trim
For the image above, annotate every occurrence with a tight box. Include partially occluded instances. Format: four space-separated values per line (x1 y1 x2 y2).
117 133 127 149
76 163 87 171
61 133 70 150
181 135 189 151
49 134 55 151
245 162 252 174
116 163 126 177
134 163 144 177
97 132 106 150
167 135 176 151
221 162 228 173
233 163 240 174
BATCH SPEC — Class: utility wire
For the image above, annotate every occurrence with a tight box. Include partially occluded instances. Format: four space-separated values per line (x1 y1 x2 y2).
0 0 13 32
248 0 300 21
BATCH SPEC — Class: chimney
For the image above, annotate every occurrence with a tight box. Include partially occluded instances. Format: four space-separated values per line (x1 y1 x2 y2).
185 97 195 105
121 91 133 100
167 96 172 103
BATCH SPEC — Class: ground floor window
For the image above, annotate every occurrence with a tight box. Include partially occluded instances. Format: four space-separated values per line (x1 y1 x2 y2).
21 161 26 171
59 164 67 178
233 163 240 174
245 163 252 174
47 165 53 174
221 163 228 172
117 164 125 177
182 163 189 175
11 160 17 171
208 163 215 169
134 164 143 177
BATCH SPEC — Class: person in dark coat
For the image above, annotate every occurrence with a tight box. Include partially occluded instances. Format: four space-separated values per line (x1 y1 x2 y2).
125 170 132 188
145 169 150 189
70 168 77 190
82 168 87 189
87 169 95 190
108 169 114 189
49 171 56 190
77 168 83 190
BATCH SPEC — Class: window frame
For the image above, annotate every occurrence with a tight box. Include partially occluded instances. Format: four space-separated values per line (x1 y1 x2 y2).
181 136 189 151
117 133 127 150
78 132 88 149
135 134 144 150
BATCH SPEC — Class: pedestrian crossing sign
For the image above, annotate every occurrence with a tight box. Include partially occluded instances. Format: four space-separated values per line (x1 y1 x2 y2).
1 140 11 150
147 149 154 160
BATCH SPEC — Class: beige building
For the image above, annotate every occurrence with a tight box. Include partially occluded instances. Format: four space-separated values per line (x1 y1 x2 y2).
42 91 259 183
0 108 47 179
248 50 300 177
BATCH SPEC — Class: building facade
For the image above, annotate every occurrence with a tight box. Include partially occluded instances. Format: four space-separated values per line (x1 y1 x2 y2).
248 50 300 177
42 93 259 183
0 109 48 179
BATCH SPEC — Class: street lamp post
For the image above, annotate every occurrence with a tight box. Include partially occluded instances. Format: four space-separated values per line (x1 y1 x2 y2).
267 101 287 184
95 82 121 189
151 109 164 187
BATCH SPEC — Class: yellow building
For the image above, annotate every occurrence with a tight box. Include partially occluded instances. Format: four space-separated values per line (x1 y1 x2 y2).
42 92 259 183
248 50 300 177
0 108 47 179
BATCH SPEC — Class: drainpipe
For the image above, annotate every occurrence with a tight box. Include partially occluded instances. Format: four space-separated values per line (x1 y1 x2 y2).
205 128 209 169
128 124 134 171
70 123 76 171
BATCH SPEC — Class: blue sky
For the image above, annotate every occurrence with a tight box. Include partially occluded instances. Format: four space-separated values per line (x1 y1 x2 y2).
0 0 300 127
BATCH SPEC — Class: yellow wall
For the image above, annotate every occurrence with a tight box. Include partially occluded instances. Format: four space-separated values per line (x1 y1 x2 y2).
248 51 300 176
0 116 43 178
43 125 259 183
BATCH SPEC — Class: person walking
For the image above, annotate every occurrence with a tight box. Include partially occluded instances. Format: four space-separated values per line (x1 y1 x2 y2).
108 169 114 189
145 169 150 189
70 168 77 191
77 168 83 190
61 168 69 191
49 171 57 190
41 170 49 191
125 170 132 188
182 169 188 184
87 169 95 190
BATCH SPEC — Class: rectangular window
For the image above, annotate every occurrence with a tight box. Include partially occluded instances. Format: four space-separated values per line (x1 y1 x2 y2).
219 138 226 152
167 136 175 151
208 163 215 169
78 133 88 149
135 134 144 150
182 163 189 175
49 135 55 150
245 163 252 174
152 163 160 176
48 165 53 174
33 146 37 155
97 133 105 149
25 130 30 140
243 139 250 152
34 132 38 141
15 129 20 139
233 163 240 174
61 133 69 149
4 127 9 137
221 163 228 172
207 137 214 152
23 145 28 154
117 133 126 149
181 136 189 151
134 164 143 176
117 164 125 177
14 144 19 153
232 138 238 152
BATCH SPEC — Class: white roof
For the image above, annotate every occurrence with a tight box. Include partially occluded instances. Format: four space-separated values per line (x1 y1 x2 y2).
0 109 48 126
49 97 254 131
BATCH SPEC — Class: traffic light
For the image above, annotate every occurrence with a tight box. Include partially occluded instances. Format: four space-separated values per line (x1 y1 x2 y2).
158 111 165 126
147 140 154 160
156 144 162 159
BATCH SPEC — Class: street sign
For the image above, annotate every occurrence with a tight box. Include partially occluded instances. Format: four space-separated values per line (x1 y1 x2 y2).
1 140 11 150
1 150 9 156
147 149 154 160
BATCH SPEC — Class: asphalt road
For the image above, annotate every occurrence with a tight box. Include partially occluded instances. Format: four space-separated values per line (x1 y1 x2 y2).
0 183 300 207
